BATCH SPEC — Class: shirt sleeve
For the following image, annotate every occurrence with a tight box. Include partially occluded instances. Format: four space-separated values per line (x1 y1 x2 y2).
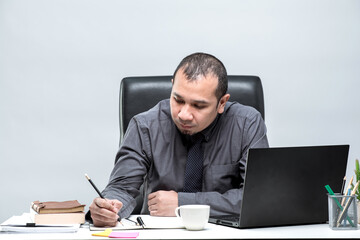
179 110 269 216
101 117 151 219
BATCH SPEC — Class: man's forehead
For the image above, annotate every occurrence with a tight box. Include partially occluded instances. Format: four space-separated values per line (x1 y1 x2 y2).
172 92 209 104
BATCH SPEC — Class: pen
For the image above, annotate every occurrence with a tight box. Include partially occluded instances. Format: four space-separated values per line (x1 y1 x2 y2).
2 224 70 227
85 174 105 198
136 217 145 228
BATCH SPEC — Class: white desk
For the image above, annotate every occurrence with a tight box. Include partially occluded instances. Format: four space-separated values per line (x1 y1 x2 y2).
1 222 359 239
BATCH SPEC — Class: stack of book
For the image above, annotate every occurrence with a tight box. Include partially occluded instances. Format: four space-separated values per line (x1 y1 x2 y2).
30 200 86 224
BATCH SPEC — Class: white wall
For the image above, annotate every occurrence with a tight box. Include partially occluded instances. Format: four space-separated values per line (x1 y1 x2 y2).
0 0 359 222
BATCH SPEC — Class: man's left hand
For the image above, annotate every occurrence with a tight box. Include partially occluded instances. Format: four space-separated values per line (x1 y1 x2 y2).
147 190 178 216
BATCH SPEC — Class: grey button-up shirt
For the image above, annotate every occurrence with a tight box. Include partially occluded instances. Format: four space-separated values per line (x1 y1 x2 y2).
102 99 269 218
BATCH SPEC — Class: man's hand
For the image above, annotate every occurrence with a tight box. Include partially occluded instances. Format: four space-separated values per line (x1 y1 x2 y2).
89 197 123 227
147 190 178 216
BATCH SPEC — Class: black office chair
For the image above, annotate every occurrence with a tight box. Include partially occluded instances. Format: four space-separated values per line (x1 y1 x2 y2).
117 75 265 214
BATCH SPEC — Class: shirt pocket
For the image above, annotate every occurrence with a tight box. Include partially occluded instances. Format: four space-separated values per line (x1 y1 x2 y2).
209 163 241 193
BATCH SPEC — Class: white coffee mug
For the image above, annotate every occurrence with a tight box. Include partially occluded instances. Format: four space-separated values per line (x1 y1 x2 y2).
175 205 210 230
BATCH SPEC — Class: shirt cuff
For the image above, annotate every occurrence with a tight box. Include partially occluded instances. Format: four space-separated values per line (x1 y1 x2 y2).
178 192 196 206
102 191 136 219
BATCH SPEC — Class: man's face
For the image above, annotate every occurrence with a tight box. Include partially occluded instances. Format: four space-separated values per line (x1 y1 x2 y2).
170 69 229 135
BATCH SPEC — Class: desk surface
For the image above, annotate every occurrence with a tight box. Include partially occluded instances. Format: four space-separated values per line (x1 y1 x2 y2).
1 222 360 239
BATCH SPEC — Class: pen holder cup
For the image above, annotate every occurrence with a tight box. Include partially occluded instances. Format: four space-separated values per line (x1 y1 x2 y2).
328 194 358 230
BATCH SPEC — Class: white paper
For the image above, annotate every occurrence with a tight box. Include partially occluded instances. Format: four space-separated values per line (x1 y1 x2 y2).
0 213 80 233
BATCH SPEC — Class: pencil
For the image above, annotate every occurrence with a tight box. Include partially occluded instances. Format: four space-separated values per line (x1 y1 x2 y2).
341 176 346 194
336 181 359 227
85 173 105 198
85 174 123 225
341 176 353 205
325 185 355 227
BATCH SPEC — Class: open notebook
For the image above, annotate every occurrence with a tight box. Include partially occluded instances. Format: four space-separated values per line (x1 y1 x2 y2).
89 215 184 231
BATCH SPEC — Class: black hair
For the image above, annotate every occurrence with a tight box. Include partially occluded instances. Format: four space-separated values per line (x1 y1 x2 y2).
173 52 228 101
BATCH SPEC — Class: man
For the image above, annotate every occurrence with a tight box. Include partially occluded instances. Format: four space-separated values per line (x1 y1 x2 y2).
89 52 268 227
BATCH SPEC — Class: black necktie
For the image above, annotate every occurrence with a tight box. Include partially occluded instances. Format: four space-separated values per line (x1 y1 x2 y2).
183 133 204 192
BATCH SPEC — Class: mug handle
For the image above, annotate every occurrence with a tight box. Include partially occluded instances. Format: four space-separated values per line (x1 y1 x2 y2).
175 206 181 217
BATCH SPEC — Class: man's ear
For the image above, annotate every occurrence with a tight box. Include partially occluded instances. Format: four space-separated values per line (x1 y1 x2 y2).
217 94 230 114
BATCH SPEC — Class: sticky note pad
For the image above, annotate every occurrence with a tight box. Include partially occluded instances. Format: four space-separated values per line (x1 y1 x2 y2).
109 231 139 238
92 228 112 237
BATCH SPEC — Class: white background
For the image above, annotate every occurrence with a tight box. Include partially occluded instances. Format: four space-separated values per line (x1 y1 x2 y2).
0 0 359 223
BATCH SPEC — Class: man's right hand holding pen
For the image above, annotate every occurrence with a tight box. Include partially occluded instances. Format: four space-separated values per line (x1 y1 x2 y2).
89 197 123 227
85 174 123 227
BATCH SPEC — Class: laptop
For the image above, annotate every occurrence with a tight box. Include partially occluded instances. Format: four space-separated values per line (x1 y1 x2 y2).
208 145 349 228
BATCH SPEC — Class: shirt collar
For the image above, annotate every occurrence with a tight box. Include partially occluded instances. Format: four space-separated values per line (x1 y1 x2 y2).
201 113 220 142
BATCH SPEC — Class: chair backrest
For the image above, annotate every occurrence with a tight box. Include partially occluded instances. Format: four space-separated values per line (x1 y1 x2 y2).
119 75 265 143
117 75 264 214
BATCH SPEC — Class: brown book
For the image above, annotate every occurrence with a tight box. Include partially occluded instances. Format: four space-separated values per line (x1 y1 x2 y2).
29 208 85 224
31 200 85 214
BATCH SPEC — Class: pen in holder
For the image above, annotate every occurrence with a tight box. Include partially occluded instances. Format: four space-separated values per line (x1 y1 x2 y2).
328 193 358 230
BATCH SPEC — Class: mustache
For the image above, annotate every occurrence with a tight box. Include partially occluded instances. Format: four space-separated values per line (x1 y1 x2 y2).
178 122 194 128
177 118 193 125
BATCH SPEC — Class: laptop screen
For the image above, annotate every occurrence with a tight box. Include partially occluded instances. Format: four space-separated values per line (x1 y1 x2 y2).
239 145 349 228
209 145 349 229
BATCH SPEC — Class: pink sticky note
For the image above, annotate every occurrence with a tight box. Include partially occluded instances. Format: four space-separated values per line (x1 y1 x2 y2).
108 231 139 238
